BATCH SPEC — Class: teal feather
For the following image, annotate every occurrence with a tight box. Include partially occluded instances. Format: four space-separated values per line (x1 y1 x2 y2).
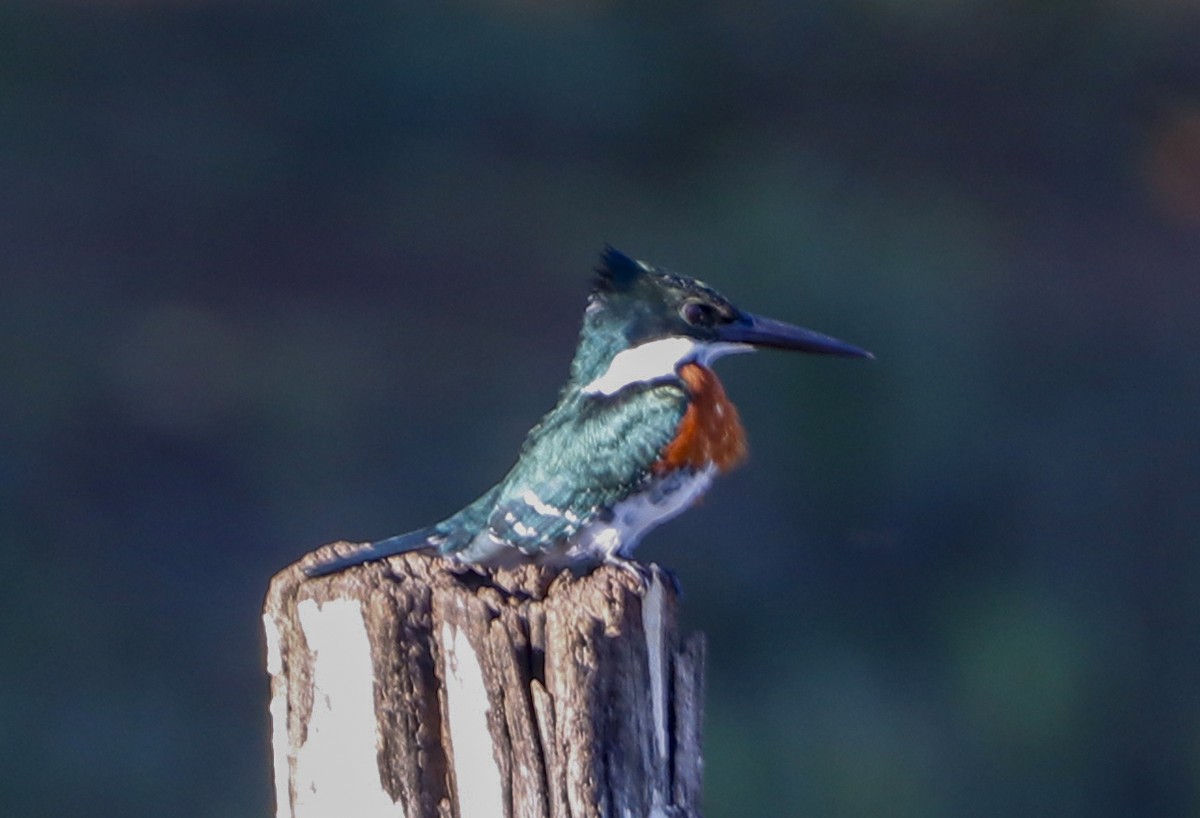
446 382 687 563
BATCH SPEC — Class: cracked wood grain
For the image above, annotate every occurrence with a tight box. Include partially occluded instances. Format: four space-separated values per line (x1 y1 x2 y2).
264 543 705 818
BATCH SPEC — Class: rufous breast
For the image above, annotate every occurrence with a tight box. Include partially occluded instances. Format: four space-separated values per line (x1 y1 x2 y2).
654 362 748 475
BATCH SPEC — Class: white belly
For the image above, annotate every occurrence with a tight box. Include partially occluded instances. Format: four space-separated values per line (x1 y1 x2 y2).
561 465 717 566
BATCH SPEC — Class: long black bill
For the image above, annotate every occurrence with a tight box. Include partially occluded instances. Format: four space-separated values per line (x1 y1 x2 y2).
720 311 874 359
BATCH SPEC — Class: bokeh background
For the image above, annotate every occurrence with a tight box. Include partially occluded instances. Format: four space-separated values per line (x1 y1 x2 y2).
5 1 1200 816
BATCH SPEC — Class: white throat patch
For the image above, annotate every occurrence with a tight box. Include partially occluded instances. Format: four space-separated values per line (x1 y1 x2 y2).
581 336 752 397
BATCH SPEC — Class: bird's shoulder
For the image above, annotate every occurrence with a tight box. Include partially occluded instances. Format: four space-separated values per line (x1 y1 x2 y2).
476 382 691 555
520 380 689 475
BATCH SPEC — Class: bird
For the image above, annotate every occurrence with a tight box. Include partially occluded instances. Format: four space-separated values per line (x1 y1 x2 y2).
305 247 871 578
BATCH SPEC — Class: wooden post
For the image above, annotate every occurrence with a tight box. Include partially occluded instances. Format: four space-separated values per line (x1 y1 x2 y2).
263 543 706 818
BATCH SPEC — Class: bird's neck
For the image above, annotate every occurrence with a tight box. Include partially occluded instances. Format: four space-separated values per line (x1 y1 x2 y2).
568 306 755 398
578 337 706 396
567 318 632 392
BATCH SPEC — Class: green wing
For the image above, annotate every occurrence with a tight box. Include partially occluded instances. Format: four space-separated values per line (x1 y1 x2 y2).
447 383 687 561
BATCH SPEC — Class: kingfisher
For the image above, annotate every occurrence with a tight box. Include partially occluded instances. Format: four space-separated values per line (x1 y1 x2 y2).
306 247 871 577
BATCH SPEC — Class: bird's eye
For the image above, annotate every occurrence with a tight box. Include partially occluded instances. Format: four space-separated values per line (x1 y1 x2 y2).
681 301 717 327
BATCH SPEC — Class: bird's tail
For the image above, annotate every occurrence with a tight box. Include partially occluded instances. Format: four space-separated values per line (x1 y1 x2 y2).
303 527 440 577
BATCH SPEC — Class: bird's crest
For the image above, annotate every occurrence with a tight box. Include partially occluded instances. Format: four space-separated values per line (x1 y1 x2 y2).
594 245 649 292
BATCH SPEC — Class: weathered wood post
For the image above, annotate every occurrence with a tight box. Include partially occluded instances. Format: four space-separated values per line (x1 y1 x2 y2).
263 542 706 818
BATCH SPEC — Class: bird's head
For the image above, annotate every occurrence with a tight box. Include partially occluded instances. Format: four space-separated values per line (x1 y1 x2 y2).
570 247 872 396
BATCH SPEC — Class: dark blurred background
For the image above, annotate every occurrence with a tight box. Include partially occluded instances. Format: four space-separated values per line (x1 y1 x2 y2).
4 1 1199 816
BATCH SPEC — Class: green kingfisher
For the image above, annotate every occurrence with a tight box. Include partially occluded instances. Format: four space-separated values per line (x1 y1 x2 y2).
306 247 871 577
